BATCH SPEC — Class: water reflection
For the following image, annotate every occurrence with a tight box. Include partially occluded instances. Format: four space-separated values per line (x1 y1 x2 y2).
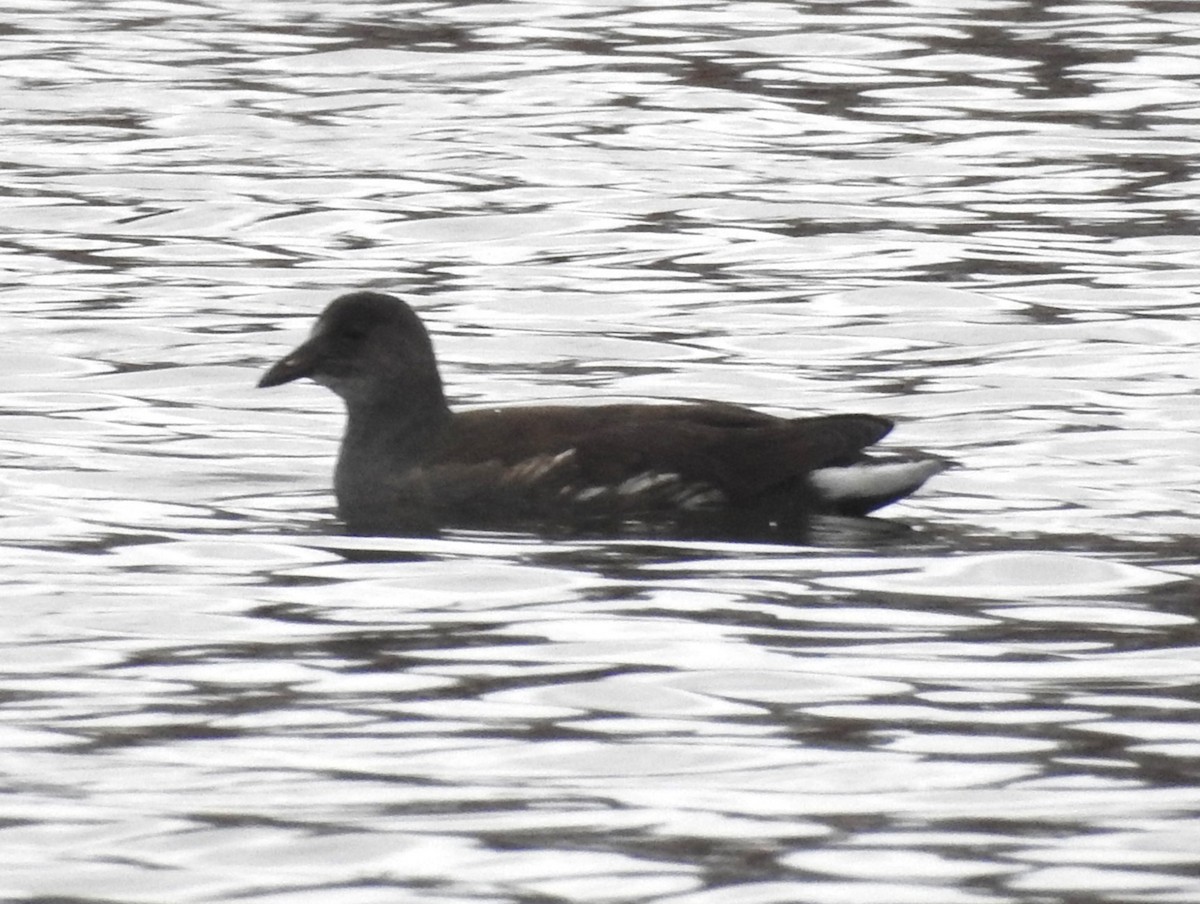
2 0 1200 902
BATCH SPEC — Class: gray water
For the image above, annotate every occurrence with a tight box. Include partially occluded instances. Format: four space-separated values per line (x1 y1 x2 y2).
2 1 1199 902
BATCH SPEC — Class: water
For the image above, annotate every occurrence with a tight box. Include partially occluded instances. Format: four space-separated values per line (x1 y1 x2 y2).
2 1 1198 901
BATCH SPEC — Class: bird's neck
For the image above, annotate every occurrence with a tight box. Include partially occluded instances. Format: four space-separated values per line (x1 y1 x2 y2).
334 387 451 516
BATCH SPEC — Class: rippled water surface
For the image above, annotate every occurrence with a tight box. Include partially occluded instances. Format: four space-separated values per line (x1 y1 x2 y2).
3 1 1199 902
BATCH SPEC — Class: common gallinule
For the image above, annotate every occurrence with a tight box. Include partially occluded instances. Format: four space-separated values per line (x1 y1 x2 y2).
259 291 946 532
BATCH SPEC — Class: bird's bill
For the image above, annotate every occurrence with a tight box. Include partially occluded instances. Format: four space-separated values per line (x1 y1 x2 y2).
258 339 323 388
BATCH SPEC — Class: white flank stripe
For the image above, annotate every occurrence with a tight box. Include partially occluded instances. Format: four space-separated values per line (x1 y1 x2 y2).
618 472 679 496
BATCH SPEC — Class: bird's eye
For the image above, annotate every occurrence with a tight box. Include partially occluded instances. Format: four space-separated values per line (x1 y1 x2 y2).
341 325 368 341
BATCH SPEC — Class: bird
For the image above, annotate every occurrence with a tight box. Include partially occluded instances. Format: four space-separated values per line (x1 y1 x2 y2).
258 291 947 534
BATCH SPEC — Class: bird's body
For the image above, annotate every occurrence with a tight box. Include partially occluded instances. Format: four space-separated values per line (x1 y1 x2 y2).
259 291 946 533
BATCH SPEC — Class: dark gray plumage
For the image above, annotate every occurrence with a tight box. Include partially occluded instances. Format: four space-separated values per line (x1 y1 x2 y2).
259 291 946 532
